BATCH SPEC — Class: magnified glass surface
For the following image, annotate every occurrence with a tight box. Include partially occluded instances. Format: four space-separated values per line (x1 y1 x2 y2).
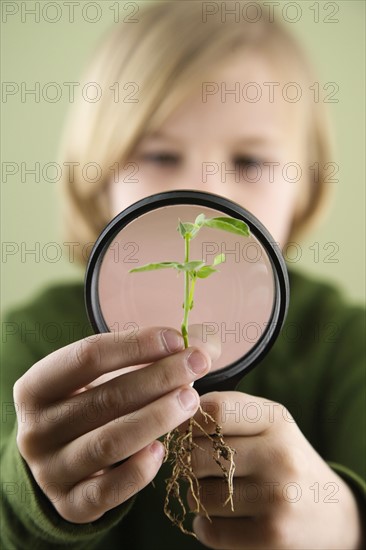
98 204 274 372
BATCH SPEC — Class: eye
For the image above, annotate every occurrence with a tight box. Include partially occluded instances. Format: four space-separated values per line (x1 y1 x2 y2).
140 152 181 166
233 155 262 168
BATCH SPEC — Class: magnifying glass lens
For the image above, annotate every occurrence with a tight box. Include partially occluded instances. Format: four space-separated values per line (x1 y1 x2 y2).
85 192 289 392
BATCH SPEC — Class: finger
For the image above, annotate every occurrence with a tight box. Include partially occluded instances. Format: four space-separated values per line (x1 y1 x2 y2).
50 440 166 524
16 327 184 405
187 477 272 518
179 391 289 437
48 385 200 484
193 515 281 550
41 346 211 446
188 436 266 478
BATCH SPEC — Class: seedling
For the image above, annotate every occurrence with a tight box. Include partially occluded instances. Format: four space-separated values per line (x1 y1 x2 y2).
130 212 250 537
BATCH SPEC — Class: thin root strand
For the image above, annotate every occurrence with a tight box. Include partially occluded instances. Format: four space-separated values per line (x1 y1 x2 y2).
162 404 236 537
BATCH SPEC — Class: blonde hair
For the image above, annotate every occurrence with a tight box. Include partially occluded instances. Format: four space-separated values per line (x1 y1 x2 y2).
58 0 334 264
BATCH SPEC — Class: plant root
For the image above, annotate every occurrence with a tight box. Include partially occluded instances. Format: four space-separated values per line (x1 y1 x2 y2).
162 404 236 538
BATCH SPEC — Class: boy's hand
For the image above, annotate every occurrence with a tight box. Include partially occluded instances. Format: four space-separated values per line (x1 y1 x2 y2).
184 391 363 549
13 327 214 523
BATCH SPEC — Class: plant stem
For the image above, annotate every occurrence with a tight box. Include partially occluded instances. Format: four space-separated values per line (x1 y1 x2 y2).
181 234 190 348
188 276 196 311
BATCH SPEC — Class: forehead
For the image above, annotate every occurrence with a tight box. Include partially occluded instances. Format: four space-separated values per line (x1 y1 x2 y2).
156 53 308 150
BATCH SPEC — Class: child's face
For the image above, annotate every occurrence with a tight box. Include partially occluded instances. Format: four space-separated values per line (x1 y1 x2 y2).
109 53 308 246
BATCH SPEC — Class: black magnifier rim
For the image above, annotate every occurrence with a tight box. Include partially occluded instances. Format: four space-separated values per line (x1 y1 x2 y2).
85 190 289 393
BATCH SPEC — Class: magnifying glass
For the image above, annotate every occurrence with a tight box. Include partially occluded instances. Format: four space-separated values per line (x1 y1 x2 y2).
85 190 289 394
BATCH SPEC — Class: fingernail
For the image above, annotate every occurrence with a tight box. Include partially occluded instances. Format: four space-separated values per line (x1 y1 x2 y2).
161 329 184 353
187 350 208 375
178 388 198 410
149 441 165 461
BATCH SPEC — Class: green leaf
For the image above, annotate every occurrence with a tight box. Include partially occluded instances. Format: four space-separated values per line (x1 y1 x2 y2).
189 226 201 239
177 220 187 238
177 220 201 239
182 222 196 233
213 253 226 266
203 216 250 236
129 262 179 273
176 260 206 272
194 213 206 226
196 266 217 278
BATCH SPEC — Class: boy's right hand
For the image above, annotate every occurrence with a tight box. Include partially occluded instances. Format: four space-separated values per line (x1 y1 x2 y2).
12 327 213 524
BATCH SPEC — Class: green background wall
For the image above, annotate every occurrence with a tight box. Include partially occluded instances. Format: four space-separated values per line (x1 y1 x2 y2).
1 1 365 314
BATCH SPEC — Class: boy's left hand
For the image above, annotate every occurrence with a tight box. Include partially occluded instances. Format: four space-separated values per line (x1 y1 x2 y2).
182 391 363 550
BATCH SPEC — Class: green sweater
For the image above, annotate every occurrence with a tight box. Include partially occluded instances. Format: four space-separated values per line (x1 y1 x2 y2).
1 268 365 549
